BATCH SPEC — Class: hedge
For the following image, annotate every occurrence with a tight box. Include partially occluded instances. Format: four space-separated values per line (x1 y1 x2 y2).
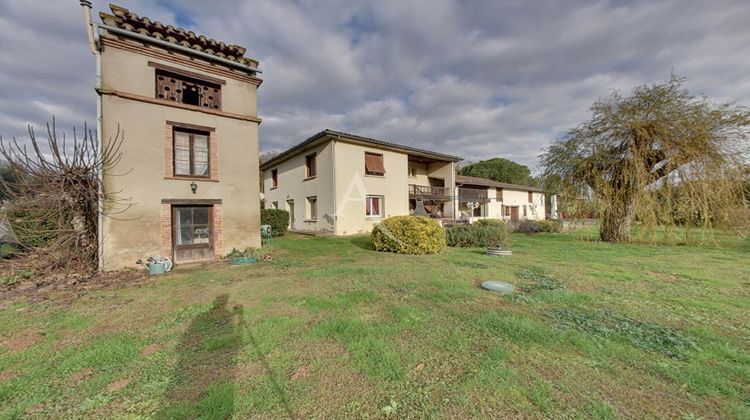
516 219 562 233
372 216 446 254
260 209 290 236
445 220 509 248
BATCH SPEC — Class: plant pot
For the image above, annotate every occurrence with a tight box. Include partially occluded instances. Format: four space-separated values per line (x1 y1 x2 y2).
486 246 512 256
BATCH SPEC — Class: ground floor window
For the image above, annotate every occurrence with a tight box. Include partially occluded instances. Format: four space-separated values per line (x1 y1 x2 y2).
174 206 211 246
366 195 384 217
306 196 317 220
472 204 482 217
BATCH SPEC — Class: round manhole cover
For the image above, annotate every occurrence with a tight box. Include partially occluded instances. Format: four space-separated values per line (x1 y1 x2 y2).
481 281 515 295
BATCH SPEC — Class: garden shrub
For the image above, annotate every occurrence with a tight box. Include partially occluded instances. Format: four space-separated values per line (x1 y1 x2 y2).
445 220 509 248
260 209 290 236
516 219 562 233
538 219 563 233
371 216 446 254
516 220 543 233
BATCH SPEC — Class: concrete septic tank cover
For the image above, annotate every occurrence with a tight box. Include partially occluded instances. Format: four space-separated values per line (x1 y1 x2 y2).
481 281 515 295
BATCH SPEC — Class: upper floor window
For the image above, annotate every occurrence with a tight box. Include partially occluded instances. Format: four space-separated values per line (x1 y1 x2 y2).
408 167 417 178
271 169 278 188
497 188 503 201
365 152 385 176
174 129 209 177
528 192 533 203
156 70 221 110
305 153 317 178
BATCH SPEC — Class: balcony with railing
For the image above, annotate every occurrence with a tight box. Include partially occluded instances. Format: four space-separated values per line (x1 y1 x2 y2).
409 184 451 201
458 187 489 203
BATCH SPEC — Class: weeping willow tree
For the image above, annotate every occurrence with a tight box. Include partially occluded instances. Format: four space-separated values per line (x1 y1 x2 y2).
541 76 750 243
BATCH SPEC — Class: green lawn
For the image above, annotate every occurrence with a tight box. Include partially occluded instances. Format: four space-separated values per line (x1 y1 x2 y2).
1 232 749 418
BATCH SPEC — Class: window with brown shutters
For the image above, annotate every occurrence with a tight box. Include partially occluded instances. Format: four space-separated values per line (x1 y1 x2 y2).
156 70 221 110
271 169 278 188
528 191 533 203
364 152 385 176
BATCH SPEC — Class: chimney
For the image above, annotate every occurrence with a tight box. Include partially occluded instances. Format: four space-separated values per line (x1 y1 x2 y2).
79 0 97 54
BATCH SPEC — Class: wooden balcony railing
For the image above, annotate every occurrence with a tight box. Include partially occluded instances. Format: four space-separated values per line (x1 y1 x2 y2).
409 184 451 200
458 188 489 203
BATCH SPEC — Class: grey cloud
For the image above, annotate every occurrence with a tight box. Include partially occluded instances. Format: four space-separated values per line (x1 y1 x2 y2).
1 0 748 169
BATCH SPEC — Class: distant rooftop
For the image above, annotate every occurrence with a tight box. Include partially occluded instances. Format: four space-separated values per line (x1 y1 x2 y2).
260 129 462 170
99 4 259 70
456 175 545 192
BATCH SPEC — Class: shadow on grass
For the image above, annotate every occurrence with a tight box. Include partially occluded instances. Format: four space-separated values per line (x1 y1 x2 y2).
245 327 296 418
158 295 244 419
350 235 374 251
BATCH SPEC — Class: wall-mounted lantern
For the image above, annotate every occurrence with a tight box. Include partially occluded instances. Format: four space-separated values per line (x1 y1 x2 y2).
190 181 198 194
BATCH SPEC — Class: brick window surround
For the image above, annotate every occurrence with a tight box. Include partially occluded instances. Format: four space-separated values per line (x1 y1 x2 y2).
164 121 218 181
161 199 223 260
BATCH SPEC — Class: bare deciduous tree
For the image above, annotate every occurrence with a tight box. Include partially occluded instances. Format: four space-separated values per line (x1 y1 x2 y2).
541 75 750 242
0 119 126 272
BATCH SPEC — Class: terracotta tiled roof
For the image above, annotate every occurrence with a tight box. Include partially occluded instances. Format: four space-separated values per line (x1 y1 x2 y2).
99 4 258 69
260 129 462 170
456 175 545 192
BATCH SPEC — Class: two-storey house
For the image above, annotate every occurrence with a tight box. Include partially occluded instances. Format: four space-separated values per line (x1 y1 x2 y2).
261 130 460 235
82 4 262 268
262 130 557 235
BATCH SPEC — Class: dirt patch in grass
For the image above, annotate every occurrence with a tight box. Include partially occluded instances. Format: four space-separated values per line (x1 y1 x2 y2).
0 269 147 305
140 343 161 357
107 378 130 393
0 369 19 382
2 330 42 353
290 365 310 381
69 368 94 383
24 403 47 415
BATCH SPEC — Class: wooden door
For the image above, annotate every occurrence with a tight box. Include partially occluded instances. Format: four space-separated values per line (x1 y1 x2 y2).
510 206 519 222
172 205 214 262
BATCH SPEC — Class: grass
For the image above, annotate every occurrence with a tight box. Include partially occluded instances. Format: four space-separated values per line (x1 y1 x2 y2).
0 230 749 418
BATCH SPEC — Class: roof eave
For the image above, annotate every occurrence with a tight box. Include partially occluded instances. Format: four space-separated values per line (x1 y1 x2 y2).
260 129 461 171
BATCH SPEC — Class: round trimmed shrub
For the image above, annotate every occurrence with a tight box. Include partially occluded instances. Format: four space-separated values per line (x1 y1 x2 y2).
371 216 446 254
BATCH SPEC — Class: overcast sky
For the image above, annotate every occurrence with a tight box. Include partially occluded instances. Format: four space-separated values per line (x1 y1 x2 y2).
0 0 748 169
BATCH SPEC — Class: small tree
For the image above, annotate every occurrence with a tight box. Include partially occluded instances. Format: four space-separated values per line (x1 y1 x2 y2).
460 157 537 186
0 119 126 272
541 76 750 242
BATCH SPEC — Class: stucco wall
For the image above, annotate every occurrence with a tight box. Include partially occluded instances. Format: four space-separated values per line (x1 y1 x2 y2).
501 189 546 221
457 187 546 222
263 138 457 235
262 141 336 233
100 41 261 269
333 141 411 235
100 39 257 116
